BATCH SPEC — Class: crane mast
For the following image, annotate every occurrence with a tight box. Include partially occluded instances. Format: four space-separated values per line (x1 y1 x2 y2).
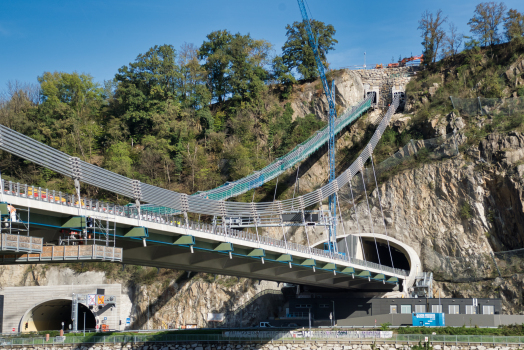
296 0 338 253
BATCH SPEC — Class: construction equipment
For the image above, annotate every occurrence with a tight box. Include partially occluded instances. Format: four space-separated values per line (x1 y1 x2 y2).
296 0 338 253
375 63 383 69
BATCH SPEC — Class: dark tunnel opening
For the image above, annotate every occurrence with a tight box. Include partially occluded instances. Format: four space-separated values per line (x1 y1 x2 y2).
362 240 411 271
22 299 96 332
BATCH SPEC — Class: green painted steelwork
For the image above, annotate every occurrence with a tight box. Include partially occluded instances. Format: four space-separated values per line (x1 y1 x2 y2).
276 254 293 262
322 263 336 270
247 248 265 257
61 216 86 228
301 259 316 267
374 273 385 280
341 267 355 274
124 227 149 238
173 235 195 245
214 242 233 252
358 270 371 278
0 203 9 216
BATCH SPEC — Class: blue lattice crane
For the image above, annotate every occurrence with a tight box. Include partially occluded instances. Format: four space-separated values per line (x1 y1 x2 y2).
296 0 338 253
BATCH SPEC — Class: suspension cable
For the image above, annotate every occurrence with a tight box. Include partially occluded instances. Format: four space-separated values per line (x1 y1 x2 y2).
360 165 382 267
292 165 300 210
336 193 350 262
370 153 395 269
347 176 368 266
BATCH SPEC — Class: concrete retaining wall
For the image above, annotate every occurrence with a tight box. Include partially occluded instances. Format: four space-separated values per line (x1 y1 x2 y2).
4 343 524 350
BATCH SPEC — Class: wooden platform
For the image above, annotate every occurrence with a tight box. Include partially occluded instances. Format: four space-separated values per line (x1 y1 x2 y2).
0 244 122 263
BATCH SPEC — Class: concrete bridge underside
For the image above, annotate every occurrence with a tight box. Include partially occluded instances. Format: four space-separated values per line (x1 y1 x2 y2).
0 195 404 292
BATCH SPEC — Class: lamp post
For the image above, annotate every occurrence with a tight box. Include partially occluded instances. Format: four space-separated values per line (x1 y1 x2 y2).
83 312 86 336
331 300 335 328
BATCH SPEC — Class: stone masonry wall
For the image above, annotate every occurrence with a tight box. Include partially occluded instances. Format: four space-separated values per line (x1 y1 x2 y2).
352 67 419 107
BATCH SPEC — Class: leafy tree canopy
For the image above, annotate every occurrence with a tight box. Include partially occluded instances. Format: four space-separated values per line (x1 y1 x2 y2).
281 20 337 80
199 30 273 105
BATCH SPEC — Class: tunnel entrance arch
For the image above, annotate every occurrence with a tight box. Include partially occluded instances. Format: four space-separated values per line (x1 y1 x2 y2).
19 299 96 332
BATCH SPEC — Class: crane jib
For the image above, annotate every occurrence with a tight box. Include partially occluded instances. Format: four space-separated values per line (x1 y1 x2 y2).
296 0 338 253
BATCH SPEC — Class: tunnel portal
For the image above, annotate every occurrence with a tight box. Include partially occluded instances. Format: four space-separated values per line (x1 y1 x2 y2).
21 299 96 332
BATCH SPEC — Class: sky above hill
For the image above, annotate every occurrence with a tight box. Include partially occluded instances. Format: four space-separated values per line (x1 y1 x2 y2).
1 0 523 89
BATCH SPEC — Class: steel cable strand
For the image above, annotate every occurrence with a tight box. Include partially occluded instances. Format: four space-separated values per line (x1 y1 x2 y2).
370 153 395 270
360 165 382 267
335 192 351 263
347 175 368 268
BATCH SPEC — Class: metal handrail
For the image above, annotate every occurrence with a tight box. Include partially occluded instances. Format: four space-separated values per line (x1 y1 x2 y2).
0 179 407 277
3 333 524 345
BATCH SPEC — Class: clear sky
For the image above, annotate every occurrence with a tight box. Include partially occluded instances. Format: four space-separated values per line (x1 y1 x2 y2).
1 0 523 89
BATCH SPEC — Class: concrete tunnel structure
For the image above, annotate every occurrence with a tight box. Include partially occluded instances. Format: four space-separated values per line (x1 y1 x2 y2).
311 233 421 289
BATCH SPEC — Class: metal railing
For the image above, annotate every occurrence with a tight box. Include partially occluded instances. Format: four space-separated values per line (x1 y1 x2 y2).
0 180 407 277
195 96 373 201
0 96 378 217
3 333 524 345
0 233 42 253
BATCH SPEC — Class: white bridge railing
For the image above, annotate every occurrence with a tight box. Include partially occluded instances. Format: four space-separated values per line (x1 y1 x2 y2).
1 179 408 277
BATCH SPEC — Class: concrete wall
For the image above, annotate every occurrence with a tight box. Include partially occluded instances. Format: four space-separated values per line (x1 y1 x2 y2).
286 297 505 327
0 284 121 333
336 314 524 327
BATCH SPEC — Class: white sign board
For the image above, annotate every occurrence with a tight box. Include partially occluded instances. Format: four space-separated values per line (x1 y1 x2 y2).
87 294 96 306
207 313 224 322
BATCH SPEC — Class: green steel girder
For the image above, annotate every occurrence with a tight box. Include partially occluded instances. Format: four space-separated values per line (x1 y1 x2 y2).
276 254 293 262
173 235 195 245
301 259 316 267
61 216 86 228
247 248 265 257
124 227 149 238
214 242 233 252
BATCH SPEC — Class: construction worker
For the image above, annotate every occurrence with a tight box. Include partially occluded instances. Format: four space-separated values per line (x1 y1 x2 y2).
7 204 16 222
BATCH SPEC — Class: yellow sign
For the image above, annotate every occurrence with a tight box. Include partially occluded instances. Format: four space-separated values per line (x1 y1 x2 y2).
97 295 105 305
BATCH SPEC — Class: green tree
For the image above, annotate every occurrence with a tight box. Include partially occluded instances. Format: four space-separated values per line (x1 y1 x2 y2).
468 2 507 46
199 30 272 105
271 56 296 99
177 42 211 112
104 142 133 176
36 71 103 159
199 30 234 104
113 44 181 138
418 10 447 65
282 20 337 80
504 9 524 42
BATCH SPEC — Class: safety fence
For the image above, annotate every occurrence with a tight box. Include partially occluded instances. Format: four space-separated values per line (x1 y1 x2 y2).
450 96 524 117
0 94 396 218
3 333 524 345
195 95 373 201
0 179 408 278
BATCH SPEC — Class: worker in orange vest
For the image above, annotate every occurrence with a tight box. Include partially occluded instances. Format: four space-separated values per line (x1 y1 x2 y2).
7 204 16 222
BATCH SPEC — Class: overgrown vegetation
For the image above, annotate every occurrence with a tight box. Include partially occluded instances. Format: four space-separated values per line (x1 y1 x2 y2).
0 23 337 205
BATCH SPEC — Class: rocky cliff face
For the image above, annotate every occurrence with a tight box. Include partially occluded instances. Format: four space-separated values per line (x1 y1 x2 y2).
0 264 283 329
290 70 364 121
334 128 524 314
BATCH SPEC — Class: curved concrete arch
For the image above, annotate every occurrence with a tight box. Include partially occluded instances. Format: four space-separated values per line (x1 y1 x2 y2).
19 297 95 332
311 233 421 289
